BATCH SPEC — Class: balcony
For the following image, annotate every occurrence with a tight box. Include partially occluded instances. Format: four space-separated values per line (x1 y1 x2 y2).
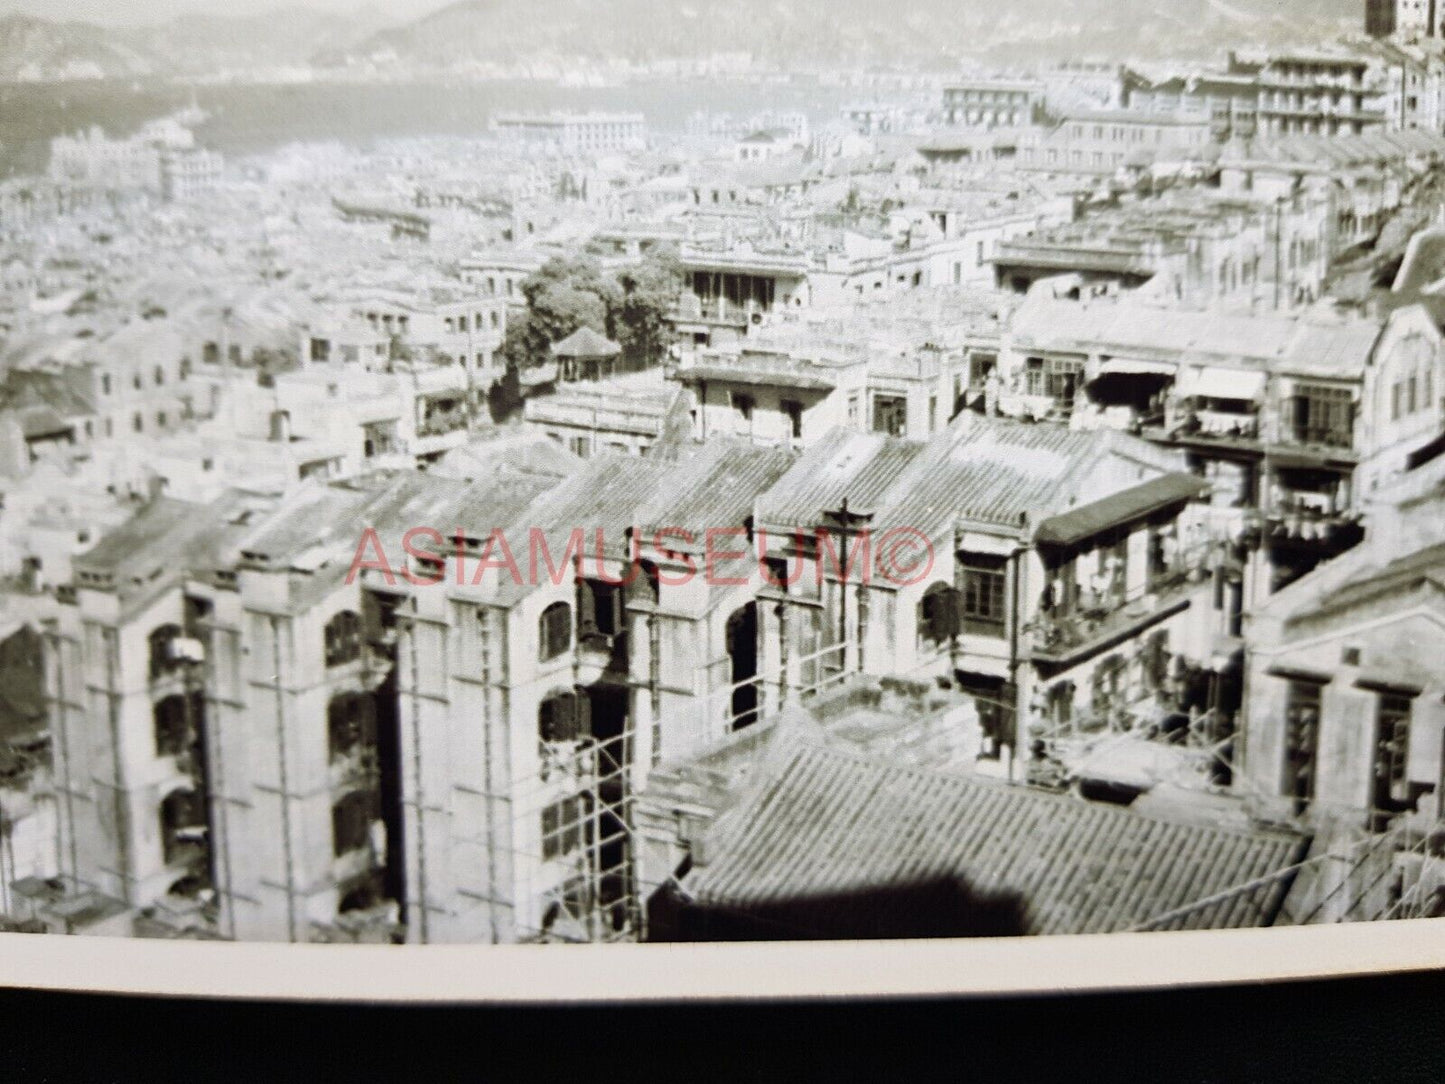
1027 564 1203 668
1261 500 1363 550
416 409 468 438
668 296 758 328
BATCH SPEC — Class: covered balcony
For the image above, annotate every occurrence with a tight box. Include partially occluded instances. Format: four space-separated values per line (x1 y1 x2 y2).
1026 474 1211 668
415 393 468 438
1147 367 1266 450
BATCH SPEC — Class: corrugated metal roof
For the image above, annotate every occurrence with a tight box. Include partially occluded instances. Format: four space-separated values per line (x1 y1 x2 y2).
683 743 1305 936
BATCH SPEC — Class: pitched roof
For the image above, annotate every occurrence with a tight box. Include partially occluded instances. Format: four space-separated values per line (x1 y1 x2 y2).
681 742 1306 936
550 325 620 358
756 416 1171 545
1035 474 1209 547
1282 540 1445 632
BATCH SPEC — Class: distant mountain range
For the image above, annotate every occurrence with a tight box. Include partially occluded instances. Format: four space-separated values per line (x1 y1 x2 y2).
0 0 1365 80
345 0 1362 68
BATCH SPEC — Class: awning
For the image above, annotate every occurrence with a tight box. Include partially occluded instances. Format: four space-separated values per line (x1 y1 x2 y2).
1094 358 1176 379
1190 367 1266 402
1033 473 1209 547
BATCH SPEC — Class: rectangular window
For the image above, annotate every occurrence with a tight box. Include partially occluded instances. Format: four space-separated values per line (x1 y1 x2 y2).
959 553 1007 636
541 794 592 861
1025 357 1084 410
872 394 908 437
732 392 754 423
781 399 803 439
1372 693 1413 830
1284 679 1323 813
1289 384 1353 448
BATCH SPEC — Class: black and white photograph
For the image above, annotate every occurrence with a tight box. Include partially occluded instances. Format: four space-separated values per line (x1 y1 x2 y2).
0 0 1442 994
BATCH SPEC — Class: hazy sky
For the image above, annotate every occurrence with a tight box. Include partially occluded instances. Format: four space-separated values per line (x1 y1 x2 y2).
0 0 448 25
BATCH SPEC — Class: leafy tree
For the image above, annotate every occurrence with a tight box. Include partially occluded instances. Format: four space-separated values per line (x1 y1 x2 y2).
506 250 680 371
615 248 682 367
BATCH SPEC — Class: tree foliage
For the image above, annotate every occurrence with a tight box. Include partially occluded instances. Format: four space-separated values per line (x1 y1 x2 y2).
504 248 682 372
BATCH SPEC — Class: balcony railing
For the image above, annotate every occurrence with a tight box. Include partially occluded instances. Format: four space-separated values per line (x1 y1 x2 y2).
1156 400 1261 445
1287 425 1353 452
416 412 468 438
1027 562 1204 664
669 296 760 326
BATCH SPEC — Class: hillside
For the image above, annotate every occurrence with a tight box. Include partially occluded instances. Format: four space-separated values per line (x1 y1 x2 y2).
0 0 1367 81
339 0 1363 69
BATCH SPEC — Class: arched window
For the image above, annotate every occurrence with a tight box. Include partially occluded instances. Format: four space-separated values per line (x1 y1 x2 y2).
539 688 583 744
539 601 571 662
918 582 961 646
148 623 182 680
324 609 362 667
159 788 205 867
154 365 165 386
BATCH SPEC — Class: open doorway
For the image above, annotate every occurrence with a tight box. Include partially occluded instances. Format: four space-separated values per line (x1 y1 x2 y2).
726 601 759 730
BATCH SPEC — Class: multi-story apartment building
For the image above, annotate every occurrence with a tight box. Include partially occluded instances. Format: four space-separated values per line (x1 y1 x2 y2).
997 294 1445 602
942 79 1046 129
458 248 552 307
49 118 223 201
1230 51 1386 138
1233 448 1445 925
670 288 1004 446
992 189 1330 308
749 414 1226 788
522 378 684 459
669 204 1044 351
1368 0 1399 38
491 113 646 155
33 405 1249 942
0 315 229 462
1395 0 1445 39
1016 110 1214 177
1216 128 1445 259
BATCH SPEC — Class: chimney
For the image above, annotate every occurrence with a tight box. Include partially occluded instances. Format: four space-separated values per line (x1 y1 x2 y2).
269 409 291 443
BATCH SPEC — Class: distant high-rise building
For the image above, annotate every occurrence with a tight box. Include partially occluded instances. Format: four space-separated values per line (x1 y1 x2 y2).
1395 0 1442 37
1366 0 1398 36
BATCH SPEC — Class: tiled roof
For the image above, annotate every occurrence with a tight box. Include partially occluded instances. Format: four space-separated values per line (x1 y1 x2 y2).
636 440 797 547
76 490 276 615
682 742 1306 936
757 417 1162 544
550 325 620 358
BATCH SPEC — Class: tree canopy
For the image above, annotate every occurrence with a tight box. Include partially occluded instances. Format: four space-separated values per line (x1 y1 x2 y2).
502 248 682 372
